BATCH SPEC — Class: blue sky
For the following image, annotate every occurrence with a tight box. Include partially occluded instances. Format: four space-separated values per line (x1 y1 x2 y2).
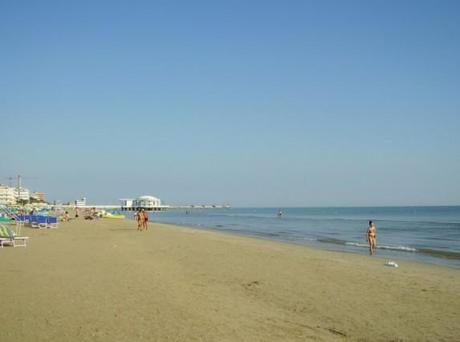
1 0 459 206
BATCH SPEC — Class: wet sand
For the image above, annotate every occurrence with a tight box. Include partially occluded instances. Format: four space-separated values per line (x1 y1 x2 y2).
1 218 459 341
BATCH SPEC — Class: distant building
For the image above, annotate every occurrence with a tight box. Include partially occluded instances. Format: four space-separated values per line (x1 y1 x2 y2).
120 195 169 211
17 187 30 202
0 185 32 204
31 192 46 202
75 197 87 207
120 198 133 210
0 184 16 205
134 195 161 208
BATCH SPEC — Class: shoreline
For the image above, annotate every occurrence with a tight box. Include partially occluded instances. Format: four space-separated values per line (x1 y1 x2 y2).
157 220 460 271
136 215 460 270
1 218 459 341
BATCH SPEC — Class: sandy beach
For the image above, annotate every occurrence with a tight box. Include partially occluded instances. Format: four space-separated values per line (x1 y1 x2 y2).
1 218 459 341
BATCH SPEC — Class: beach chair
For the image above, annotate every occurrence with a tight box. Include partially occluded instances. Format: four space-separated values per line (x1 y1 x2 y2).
37 216 48 229
47 216 58 229
0 224 15 246
14 215 25 223
30 215 39 228
0 224 29 248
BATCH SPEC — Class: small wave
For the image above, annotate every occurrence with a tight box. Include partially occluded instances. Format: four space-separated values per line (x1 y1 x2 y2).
345 241 417 252
317 238 347 245
319 238 418 253
345 242 369 248
261 232 281 237
378 245 417 252
418 248 460 260
340 241 460 259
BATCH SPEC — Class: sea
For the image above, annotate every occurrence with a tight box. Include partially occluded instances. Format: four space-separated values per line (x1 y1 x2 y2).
127 206 460 269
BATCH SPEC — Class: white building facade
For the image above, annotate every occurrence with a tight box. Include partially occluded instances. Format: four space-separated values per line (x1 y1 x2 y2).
16 187 30 202
0 185 17 205
0 185 31 204
133 195 161 208
75 197 87 207
121 195 169 211
120 198 133 210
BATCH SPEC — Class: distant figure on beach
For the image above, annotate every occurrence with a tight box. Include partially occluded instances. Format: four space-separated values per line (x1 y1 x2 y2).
75 207 79 218
135 209 143 230
277 209 283 217
84 208 95 220
141 209 149 231
366 220 377 255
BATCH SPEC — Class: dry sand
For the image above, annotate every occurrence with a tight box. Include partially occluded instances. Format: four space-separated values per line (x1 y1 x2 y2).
1 217 459 341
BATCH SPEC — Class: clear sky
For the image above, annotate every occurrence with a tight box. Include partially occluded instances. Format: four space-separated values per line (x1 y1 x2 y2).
1 0 459 207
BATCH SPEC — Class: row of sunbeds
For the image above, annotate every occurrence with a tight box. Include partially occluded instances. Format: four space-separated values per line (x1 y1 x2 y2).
16 215 59 229
0 215 59 248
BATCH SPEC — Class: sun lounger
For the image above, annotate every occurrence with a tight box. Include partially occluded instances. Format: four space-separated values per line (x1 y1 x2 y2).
15 215 26 223
47 216 58 228
0 238 14 247
37 215 48 229
30 215 39 228
0 224 29 248
0 236 28 247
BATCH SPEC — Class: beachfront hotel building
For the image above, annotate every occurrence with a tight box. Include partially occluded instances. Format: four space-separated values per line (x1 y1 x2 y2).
31 191 46 202
0 185 31 204
120 195 169 211
0 184 17 205
16 187 30 202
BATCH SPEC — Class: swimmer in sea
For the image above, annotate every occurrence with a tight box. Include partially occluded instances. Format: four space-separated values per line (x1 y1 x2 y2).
366 220 377 255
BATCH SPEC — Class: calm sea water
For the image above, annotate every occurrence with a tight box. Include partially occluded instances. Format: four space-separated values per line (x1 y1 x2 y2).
128 206 460 268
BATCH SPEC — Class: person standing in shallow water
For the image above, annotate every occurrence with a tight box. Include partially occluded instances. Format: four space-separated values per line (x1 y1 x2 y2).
366 220 377 255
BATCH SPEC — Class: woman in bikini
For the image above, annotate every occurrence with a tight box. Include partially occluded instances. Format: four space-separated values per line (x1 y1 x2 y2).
367 220 377 255
141 209 148 231
136 209 144 231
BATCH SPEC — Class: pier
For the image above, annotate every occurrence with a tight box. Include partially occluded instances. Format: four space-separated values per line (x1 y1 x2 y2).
61 204 230 211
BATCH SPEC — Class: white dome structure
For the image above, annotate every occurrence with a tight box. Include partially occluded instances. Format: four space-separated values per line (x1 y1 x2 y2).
133 195 162 209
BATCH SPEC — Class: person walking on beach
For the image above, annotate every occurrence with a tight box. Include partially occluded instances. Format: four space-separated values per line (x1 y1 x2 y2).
135 209 143 231
141 209 149 231
366 220 377 255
